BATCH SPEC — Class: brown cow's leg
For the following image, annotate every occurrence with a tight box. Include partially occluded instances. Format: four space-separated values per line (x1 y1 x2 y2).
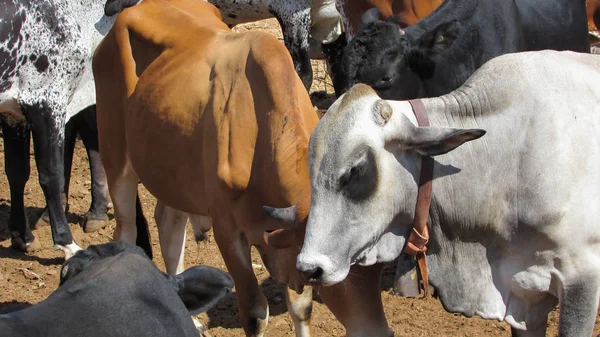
286 285 313 337
318 264 392 337
110 167 139 245
213 223 269 337
155 201 188 275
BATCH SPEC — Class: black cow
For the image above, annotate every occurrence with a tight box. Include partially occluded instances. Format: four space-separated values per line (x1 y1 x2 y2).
0 242 234 337
0 0 116 258
334 0 590 98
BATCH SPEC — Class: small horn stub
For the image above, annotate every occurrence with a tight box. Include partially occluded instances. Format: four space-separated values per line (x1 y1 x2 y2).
263 205 298 227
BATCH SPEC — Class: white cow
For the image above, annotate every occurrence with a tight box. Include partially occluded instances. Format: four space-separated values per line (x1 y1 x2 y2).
267 50 600 336
0 0 117 258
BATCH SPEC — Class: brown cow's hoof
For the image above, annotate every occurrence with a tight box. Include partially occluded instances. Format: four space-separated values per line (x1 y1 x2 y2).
83 213 110 233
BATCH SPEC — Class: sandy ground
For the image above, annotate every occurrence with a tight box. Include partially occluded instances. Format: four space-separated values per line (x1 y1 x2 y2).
1 18 599 337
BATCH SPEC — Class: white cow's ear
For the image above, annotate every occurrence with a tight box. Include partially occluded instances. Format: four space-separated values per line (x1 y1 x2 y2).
385 116 485 156
409 127 486 156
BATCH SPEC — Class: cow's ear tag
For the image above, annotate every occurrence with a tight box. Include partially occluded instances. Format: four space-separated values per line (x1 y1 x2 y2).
393 255 420 297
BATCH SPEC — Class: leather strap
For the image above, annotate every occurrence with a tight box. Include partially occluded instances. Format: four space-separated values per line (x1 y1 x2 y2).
403 99 433 297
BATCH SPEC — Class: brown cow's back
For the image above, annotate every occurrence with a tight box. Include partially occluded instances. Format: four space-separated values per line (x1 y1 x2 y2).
94 0 318 285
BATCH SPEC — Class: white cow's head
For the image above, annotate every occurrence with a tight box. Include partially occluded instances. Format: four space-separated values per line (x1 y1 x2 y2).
287 84 484 286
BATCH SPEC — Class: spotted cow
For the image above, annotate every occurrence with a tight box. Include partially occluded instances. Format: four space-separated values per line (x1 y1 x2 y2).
0 0 118 258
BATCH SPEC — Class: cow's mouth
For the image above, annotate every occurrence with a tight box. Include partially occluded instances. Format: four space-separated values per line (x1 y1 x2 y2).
351 244 375 266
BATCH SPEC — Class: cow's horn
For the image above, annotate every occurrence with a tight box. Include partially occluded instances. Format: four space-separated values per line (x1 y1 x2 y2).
375 99 393 124
263 205 297 227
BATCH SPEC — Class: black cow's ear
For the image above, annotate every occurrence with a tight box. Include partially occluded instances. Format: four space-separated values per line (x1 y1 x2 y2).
360 8 381 27
418 21 461 56
173 266 234 315
406 49 436 79
406 21 460 79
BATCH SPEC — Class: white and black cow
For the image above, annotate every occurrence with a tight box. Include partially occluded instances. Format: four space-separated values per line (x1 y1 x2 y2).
267 50 600 336
0 241 234 337
0 0 116 258
103 0 346 91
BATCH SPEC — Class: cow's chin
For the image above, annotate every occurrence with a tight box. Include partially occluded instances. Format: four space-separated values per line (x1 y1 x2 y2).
319 264 352 287
356 231 407 267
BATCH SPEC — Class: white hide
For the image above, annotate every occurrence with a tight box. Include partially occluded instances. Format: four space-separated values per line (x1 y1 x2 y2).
300 50 600 334
0 0 115 136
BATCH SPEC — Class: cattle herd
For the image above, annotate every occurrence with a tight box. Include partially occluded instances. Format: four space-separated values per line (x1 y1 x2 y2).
0 0 599 336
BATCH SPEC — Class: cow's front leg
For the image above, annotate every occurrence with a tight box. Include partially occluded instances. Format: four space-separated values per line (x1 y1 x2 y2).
26 104 80 259
75 106 111 233
286 285 313 337
556 273 600 337
213 222 269 337
318 263 392 337
271 0 313 90
1 122 38 251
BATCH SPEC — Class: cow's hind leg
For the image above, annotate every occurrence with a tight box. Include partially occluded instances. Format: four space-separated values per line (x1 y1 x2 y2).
26 104 80 258
557 275 600 337
1 122 38 251
75 106 111 233
39 114 74 225
213 221 269 337
110 162 139 244
271 0 313 90
155 201 188 275
286 285 313 337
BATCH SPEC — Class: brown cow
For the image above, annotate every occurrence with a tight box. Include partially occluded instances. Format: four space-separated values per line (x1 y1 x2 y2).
588 0 600 43
92 0 391 336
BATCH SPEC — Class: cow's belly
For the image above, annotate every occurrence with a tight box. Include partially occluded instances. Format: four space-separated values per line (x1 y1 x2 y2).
127 122 211 214
124 96 212 214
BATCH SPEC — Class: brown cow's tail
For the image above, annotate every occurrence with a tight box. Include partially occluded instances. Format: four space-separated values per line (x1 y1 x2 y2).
135 193 153 259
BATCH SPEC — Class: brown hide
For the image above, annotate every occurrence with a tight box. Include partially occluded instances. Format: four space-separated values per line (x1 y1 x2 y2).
94 0 316 285
589 0 600 42
93 0 391 335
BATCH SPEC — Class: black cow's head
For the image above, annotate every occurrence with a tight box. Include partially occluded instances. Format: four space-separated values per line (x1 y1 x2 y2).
60 242 234 315
335 12 460 100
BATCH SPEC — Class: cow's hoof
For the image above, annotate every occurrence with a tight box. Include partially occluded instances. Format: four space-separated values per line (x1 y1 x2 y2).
54 242 82 260
11 234 41 253
39 202 69 225
37 209 51 227
192 317 212 337
0 227 11 241
83 213 109 233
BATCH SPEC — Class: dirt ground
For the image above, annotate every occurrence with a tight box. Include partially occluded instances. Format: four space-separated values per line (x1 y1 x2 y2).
1 18 599 337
